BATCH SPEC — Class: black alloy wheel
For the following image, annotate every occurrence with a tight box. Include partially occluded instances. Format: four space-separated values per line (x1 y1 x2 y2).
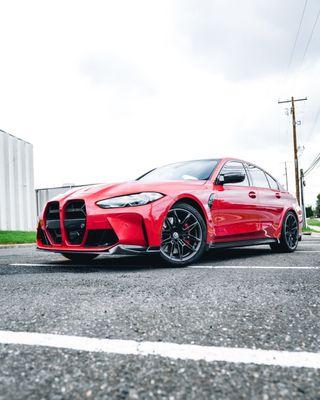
160 203 206 266
270 211 299 253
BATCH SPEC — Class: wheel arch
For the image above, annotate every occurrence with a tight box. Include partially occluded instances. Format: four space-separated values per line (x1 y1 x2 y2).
171 196 209 229
160 196 209 265
277 207 301 238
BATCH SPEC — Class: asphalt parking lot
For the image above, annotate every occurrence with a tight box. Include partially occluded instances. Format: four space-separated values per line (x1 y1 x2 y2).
0 236 319 399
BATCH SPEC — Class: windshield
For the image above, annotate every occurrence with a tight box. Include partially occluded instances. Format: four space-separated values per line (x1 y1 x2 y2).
137 159 220 182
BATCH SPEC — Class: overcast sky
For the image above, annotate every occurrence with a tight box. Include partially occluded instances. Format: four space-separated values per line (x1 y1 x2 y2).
0 0 319 205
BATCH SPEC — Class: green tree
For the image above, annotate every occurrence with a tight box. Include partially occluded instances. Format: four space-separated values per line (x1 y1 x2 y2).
306 206 314 218
316 193 320 218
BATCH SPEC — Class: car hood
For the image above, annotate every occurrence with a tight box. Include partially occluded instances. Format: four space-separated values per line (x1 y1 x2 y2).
54 180 207 202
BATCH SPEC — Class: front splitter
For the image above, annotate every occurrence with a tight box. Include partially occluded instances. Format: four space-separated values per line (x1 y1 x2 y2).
37 244 160 256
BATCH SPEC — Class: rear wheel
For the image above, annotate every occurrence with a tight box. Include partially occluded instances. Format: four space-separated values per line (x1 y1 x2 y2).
270 211 299 253
61 253 98 262
160 203 206 266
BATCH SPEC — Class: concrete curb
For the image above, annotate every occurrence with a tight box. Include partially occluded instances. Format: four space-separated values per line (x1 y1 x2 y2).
303 232 320 238
0 243 36 249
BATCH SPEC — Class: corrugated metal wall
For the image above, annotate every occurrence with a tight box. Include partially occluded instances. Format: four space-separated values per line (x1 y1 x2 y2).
35 185 87 216
0 130 36 231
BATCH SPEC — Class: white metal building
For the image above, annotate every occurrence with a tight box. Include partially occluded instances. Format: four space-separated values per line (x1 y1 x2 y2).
35 184 88 217
0 130 36 231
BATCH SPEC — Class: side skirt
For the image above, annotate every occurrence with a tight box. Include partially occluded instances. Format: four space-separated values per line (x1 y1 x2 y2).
209 238 278 250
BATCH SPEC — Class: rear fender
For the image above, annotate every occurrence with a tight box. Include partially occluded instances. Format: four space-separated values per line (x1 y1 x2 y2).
275 207 302 238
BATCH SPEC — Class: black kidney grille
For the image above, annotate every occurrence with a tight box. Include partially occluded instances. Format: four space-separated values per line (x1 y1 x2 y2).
64 200 86 244
45 201 62 244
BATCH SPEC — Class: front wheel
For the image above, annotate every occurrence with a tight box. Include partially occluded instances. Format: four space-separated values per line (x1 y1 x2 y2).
270 211 299 253
160 203 207 266
61 253 98 262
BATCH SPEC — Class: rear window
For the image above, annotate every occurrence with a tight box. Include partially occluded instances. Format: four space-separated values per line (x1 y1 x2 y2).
265 173 279 190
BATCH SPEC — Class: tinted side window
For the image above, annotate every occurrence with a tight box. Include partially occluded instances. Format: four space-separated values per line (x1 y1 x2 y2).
220 161 249 186
247 165 269 188
265 173 279 190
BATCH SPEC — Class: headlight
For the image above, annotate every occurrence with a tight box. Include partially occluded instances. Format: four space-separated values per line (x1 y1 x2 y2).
96 192 164 209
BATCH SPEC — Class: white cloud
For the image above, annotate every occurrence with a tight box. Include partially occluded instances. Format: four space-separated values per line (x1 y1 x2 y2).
0 0 319 205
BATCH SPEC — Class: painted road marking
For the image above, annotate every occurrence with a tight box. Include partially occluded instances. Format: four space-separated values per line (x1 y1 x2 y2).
8 263 320 270
9 263 102 267
8 263 320 269
189 265 320 270
297 250 320 253
0 330 319 369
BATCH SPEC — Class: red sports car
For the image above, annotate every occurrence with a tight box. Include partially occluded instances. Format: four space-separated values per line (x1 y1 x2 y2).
37 158 302 266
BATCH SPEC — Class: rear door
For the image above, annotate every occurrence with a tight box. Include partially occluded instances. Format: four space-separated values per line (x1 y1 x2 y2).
213 160 261 242
246 164 284 238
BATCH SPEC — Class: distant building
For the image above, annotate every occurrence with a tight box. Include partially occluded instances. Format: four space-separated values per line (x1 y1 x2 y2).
35 184 88 217
0 130 36 231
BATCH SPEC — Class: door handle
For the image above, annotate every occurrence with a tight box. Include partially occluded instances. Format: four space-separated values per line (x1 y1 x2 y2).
275 192 281 199
248 191 256 199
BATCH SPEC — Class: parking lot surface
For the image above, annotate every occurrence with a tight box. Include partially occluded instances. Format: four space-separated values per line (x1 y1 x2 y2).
0 236 319 399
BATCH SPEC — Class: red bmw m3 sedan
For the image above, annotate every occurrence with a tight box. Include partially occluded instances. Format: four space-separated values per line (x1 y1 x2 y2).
37 158 302 266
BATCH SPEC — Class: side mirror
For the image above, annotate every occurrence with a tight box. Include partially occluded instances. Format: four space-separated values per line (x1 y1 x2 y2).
217 172 245 185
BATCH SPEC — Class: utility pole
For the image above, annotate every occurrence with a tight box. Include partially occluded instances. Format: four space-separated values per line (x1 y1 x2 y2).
284 161 288 191
278 96 307 205
300 168 306 228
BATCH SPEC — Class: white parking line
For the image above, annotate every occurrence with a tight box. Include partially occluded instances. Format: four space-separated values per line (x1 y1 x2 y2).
189 265 320 270
7 263 320 270
0 330 319 369
297 250 320 253
9 263 95 267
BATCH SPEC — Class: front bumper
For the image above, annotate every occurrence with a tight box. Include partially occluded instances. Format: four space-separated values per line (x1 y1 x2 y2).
37 196 172 254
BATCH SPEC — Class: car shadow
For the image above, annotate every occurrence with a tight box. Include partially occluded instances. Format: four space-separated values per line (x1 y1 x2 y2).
1 246 274 276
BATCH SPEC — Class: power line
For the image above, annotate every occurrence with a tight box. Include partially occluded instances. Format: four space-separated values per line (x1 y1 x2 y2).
281 0 309 98
286 0 309 76
290 3 320 151
304 152 320 176
277 3 309 150
292 3 320 92
305 155 320 176
305 161 319 177
278 2 309 149
300 5 320 67
303 104 320 146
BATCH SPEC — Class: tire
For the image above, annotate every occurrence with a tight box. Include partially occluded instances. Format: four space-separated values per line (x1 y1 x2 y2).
270 211 299 253
160 203 207 266
61 253 98 262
